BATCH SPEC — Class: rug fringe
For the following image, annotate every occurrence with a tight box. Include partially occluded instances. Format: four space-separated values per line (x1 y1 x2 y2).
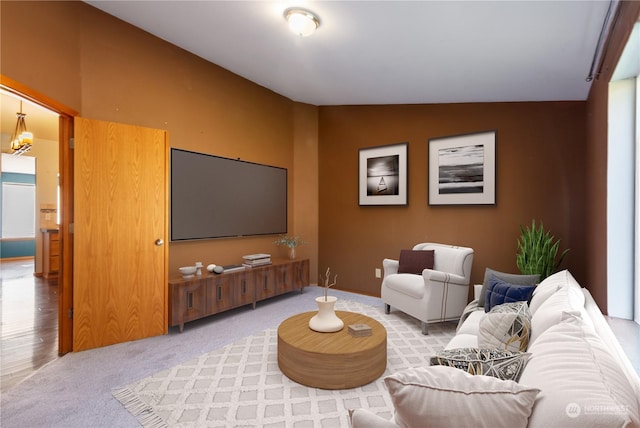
112 387 168 428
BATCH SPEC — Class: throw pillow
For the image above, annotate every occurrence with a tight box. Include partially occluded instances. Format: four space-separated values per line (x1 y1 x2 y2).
478 301 532 352
397 249 434 275
477 268 539 308
484 275 536 312
384 366 540 428
348 409 397 428
430 347 531 381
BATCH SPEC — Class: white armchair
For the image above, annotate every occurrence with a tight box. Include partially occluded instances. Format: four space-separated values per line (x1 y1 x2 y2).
381 243 474 334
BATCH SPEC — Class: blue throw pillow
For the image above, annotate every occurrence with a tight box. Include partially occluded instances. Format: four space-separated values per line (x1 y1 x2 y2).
484 275 536 312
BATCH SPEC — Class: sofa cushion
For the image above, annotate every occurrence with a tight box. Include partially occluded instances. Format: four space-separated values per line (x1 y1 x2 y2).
430 347 531 381
520 317 640 428
384 366 540 428
529 269 581 315
529 285 586 345
477 268 540 308
444 333 478 350
383 274 425 299
478 301 532 352
457 309 484 335
397 249 434 275
484 276 536 312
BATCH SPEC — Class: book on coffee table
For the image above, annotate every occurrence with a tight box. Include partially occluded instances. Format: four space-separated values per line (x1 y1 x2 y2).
348 323 372 337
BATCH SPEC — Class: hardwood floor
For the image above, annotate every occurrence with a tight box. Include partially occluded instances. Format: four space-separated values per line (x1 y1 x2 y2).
1 259 58 392
0 258 638 393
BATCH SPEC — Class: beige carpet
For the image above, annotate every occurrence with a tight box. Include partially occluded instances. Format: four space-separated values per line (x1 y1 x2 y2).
113 299 456 427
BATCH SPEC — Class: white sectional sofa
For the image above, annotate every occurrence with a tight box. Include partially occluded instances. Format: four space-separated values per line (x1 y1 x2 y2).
350 270 640 428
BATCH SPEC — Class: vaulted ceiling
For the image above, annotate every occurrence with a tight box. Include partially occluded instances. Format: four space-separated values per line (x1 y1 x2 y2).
85 0 613 106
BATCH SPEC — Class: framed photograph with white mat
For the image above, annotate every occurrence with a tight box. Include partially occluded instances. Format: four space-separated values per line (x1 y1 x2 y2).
359 142 408 206
428 131 496 206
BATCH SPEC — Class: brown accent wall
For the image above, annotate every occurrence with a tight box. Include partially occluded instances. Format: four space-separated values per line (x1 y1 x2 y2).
585 1 640 311
2 1 638 311
1 1 320 280
318 102 587 297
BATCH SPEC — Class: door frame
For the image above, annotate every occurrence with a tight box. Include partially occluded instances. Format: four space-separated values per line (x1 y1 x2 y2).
1 75 78 354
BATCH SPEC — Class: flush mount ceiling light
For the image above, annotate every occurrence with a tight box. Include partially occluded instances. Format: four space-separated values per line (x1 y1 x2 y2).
284 8 320 37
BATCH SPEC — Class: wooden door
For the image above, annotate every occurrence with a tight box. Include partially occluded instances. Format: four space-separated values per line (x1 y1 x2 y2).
73 117 168 351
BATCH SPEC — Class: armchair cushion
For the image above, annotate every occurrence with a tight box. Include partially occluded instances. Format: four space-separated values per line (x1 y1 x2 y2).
478 268 540 308
397 249 434 274
484 276 535 312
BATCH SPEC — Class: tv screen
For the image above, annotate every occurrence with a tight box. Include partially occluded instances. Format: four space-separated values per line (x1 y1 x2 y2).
170 149 287 241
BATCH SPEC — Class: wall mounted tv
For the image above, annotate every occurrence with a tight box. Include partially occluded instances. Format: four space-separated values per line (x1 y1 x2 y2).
170 148 287 241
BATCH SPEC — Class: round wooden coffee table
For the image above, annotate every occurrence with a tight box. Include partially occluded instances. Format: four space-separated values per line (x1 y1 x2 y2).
277 310 387 389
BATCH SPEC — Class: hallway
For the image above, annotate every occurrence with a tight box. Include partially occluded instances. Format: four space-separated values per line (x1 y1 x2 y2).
1 259 58 392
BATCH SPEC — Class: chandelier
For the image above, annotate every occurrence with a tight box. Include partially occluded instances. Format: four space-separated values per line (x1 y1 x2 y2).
10 100 33 156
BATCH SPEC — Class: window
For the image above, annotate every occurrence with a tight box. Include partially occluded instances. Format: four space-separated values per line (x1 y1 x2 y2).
607 22 639 323
1 154 37 239
1 182 35 238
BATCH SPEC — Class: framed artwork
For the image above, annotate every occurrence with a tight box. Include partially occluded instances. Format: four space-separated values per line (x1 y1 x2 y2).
359 142 408 206
428 130 496 205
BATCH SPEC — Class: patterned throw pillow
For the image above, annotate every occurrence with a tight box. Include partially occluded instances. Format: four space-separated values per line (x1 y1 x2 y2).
430 348 531 381
478 301 532 352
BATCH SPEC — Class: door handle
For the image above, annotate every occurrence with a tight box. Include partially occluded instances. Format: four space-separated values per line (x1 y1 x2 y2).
155 239 164 246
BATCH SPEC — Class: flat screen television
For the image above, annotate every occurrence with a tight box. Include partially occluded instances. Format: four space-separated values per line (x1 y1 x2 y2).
170 148 287 241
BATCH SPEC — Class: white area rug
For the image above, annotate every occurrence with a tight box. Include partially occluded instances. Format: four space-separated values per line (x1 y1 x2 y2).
113 299 456 427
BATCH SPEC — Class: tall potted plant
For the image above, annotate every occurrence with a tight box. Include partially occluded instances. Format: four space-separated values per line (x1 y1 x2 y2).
516 220 569 280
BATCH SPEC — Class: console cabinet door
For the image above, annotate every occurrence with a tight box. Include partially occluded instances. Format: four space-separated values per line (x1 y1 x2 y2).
292 260 310 289
207 276 235 312
275 263 294 293
169 280 206 326
235 271 255 307
254 267 276 301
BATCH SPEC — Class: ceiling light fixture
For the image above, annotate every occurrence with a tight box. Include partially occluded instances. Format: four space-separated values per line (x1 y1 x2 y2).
284 8 320 37
10 100 33 156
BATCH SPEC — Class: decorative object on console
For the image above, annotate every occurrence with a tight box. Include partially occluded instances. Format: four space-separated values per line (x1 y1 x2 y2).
206 264 224 274
274 235 306 259
242 253 272 267
309 267 342 332
195 262 203 276
358 142 408 206
178 266 197 279
516 219 569 280
428 130 496 206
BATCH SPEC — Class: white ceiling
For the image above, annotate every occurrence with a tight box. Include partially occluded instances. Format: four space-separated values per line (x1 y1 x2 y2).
85 0 613 106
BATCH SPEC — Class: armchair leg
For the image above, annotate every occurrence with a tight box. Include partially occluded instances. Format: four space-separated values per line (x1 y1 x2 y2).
421 322 429 335
384 304 390 314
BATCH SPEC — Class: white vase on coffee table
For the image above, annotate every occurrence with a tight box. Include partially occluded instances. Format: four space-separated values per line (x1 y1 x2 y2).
309 296 344 332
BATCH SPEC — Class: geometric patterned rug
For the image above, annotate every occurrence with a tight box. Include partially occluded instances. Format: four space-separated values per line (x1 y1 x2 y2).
112 299 456 427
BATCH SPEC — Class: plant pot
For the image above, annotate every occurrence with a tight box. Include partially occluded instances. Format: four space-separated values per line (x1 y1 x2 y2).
309 296 344 332
289 247 296 260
